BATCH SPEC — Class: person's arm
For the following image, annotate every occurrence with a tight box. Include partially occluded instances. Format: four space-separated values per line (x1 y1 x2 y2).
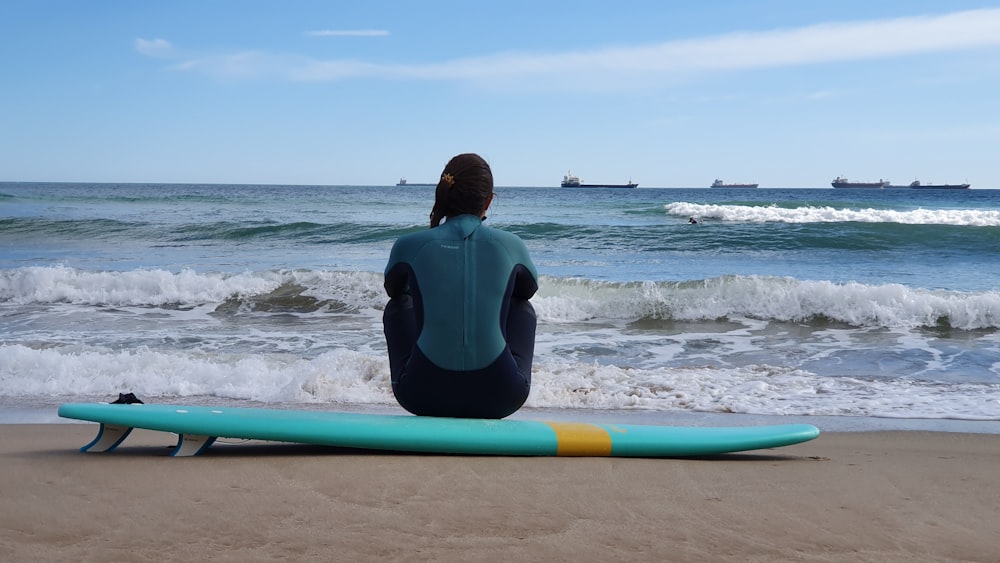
384 262 410 298
511 264 537 300
384 238 415 298
509 235 538 300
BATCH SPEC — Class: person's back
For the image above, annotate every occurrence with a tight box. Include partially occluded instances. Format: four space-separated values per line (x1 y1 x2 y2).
386 214 534 372
383 154 537 418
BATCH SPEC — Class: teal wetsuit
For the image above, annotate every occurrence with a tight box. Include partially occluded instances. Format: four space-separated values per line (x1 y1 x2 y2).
383 214 538 418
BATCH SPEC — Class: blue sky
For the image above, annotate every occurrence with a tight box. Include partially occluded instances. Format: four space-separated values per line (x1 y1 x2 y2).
3 1 999 188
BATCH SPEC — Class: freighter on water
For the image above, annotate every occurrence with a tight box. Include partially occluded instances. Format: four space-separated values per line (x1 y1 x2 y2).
711 179 758 189
561 171 637 189
831 176 889 189
887 180 970 190
396 178 436 187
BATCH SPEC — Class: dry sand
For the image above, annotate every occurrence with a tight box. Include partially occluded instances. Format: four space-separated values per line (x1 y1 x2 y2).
1 424 998 562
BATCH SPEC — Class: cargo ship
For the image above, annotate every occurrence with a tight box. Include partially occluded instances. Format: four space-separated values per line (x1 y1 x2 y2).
711 179 758 189
561 171 637 189
831 176 889 189
887 180 970 190
396 178 436 187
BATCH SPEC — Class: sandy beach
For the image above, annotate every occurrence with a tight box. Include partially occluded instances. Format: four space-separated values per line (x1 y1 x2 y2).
1 424 998 562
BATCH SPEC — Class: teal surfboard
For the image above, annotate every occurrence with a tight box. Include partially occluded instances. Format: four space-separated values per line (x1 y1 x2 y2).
58 403 820 457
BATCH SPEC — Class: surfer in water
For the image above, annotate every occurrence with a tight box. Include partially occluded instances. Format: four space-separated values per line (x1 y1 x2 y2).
383 153 538 418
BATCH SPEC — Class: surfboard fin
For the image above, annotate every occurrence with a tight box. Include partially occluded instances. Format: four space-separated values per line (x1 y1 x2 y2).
81 423 133 453
171 434 217 457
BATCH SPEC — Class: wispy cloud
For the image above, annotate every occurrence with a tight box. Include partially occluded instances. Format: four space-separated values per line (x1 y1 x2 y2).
134 38 174 58
304 29 390 37
169 52 319 81
153 9 1000 87
806 90 837 100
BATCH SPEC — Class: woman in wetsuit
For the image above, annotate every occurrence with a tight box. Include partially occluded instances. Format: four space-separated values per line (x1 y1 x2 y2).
383 153 538 418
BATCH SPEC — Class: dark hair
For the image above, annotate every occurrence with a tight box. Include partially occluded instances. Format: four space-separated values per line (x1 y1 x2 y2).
429 153 494 227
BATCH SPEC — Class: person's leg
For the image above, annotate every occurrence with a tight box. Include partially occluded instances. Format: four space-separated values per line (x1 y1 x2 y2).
390 347 437 416
393 351 529 419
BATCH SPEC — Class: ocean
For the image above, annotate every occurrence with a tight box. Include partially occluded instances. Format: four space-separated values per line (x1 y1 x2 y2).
2 182 999 432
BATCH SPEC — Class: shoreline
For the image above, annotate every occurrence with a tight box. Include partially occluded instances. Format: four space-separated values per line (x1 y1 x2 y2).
7 400 1000 435
2 424 998 561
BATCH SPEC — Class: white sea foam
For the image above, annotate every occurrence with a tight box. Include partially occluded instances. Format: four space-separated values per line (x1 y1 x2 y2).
528 362 1000 420
0 266 387 310
664 202 1000 226
3 266 998 421
3 266 998 330
534 276 1000 330
3 344 997 421
0 344 391 404
0 266 280 306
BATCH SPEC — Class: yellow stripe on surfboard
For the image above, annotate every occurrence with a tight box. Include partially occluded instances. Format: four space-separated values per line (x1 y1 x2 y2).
544 422 613 456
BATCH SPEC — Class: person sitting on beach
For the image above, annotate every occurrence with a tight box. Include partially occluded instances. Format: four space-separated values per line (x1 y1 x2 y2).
383 153 538 419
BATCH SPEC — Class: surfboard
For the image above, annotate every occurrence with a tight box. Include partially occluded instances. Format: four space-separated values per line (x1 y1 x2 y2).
58 403 820 457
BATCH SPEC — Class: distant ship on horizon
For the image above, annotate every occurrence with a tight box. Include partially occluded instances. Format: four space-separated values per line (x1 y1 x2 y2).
396 178 436 187
831 176 890 189
711 179 758 189
561 171 637 189
886 180 971 190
